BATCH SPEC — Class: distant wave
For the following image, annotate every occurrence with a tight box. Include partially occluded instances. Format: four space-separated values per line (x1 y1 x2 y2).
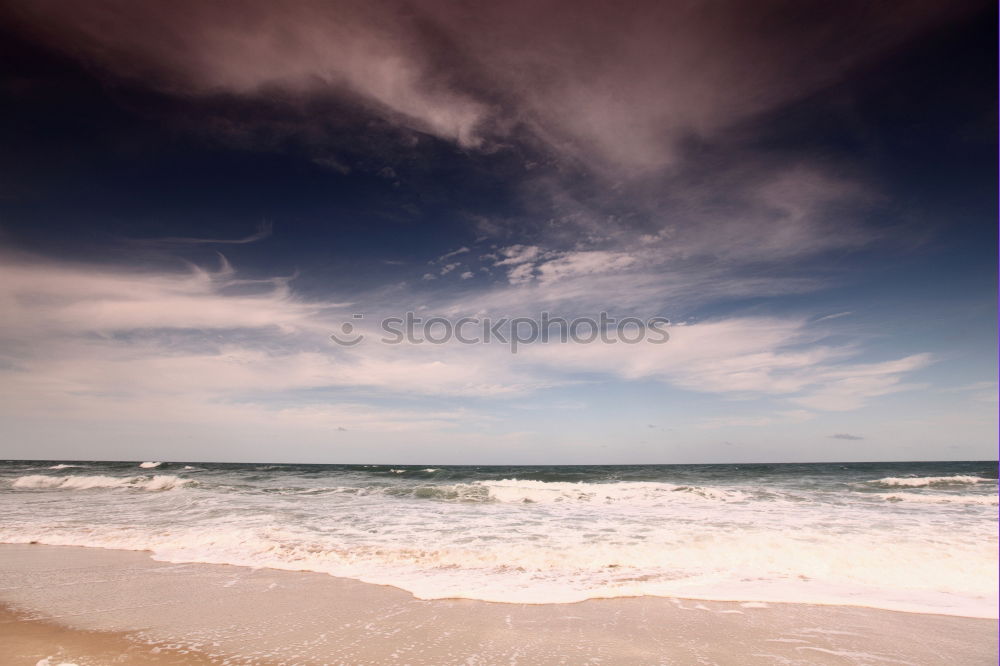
47 464 83 470
139 461 162 469
475 479 751 504
870 475 994 488
316 479 753 505
882 492 998 505
12 474 190 491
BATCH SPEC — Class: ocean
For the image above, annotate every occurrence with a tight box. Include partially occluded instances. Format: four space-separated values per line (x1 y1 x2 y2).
1 460 996 619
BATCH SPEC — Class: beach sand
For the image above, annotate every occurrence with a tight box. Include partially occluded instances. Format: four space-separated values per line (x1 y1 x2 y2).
0 544 995 665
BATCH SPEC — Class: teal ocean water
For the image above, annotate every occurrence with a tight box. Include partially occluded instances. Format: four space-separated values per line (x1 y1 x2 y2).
1 460 996 617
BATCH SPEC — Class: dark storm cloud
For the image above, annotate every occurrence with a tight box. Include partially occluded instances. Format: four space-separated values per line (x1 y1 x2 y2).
3 0 975 172
1 0 990 303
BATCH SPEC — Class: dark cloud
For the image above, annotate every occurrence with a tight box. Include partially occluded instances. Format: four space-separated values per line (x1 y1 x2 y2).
830 433 864 441
3 0 977 172
0 0 990 301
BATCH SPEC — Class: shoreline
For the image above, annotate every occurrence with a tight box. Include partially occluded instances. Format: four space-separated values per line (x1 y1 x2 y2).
2 537 994 620
0 604 220 665
0 543 995 665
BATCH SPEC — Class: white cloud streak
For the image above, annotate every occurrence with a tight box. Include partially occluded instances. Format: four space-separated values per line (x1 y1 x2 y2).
0 255 933 443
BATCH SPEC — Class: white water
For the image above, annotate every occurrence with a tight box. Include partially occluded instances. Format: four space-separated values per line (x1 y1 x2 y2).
12 474 190 491
1 463 996 618
869 475 992 488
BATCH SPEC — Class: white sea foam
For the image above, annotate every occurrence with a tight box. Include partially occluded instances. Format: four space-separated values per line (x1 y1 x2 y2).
869 475 993 488
473 479 749 504
881 492 998 505
11 474 190 491
2 466 996 618
4 518 994 617
47 464 82 470
139 461 162 469
329 479 752 505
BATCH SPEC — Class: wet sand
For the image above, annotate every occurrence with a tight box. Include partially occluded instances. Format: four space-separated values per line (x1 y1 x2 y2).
0 544 995 665
0 605 218 665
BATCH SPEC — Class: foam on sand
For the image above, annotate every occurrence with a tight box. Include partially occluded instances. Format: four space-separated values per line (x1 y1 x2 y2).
0 544 995 666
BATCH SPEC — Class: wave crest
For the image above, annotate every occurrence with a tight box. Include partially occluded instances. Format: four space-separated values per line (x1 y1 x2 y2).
882 492 998 505
12 474 190 491
870 475 994 488
366 479 751 505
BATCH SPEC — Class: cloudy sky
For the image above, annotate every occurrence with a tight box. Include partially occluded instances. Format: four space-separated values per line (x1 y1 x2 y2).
0 0 995 464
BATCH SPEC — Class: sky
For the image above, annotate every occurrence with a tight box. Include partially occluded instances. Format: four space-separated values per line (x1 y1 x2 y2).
0 0 996 464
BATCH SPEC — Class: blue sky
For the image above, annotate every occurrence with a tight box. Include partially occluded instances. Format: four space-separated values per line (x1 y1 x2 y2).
0 0 995 463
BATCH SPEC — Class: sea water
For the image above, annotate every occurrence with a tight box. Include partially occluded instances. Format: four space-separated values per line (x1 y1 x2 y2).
1 460 996 618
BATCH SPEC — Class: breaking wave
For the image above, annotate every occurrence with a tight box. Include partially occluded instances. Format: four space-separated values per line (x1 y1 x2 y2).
1 461 996 618
471 479 750 504
11 474 190 491
881 492 998 505
316 479 753 505
869 475 994 488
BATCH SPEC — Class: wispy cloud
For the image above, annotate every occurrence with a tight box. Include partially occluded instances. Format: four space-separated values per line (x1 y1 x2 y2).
129 221 273 245
0 253 935 439
4 0 928 293
433 247 470 263
815 312 853 323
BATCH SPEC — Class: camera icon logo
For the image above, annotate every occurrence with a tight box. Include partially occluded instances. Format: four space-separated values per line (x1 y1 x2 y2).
330 313 365 346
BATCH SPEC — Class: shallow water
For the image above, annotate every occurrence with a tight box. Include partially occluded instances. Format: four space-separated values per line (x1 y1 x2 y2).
1 460 996 617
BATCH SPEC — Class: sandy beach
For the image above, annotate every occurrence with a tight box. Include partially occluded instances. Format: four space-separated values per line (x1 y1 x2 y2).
0 544 995 665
